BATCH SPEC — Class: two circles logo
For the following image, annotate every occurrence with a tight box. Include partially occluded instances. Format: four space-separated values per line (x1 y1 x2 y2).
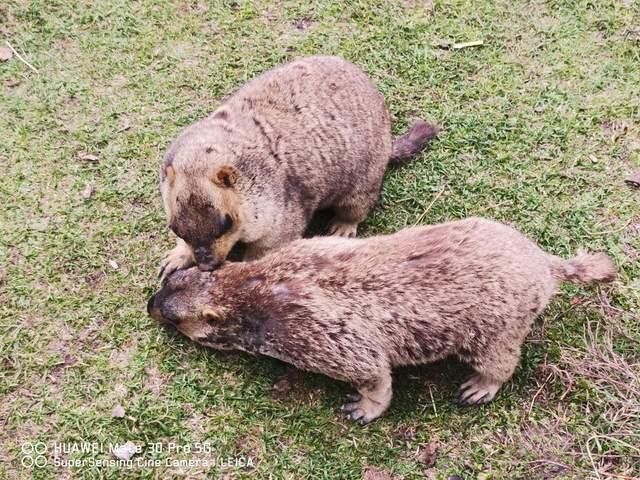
21 442 47 468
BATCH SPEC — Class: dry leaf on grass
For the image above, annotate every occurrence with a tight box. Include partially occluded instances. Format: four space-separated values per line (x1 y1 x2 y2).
0 47 13 61
77 151 99 162
112 404 125 418
415 441 439 468
81 184 94 199
624 171 640 189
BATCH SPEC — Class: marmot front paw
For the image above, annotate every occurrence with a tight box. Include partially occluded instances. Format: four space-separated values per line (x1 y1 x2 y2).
341 393 387 425
456 374 502 406
327 220 358 238
159 245 195 282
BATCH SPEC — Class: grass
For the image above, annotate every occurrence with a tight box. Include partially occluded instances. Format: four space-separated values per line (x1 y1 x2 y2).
1 0 639 478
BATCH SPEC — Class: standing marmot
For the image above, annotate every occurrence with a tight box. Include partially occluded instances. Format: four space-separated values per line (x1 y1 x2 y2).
147 218 616 424
159 56 438 279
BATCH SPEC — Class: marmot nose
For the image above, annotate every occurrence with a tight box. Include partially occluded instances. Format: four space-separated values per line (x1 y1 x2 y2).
194 247 221 271
197 262 218 272
146 294 156 315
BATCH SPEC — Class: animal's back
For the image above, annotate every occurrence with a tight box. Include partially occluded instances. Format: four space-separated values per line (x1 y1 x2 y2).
222 56 393 208
262 218 559 364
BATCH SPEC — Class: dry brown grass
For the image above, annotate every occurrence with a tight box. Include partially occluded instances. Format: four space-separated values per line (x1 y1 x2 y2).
546 317 640 479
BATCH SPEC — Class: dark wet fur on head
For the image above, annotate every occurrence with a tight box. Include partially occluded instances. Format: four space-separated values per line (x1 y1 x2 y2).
171 192 231 248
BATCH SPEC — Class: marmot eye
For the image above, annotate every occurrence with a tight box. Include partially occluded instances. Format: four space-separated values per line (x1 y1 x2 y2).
220 214 233 235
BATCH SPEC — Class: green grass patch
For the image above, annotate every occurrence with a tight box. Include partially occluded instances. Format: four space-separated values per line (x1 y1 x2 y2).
1 0 639 478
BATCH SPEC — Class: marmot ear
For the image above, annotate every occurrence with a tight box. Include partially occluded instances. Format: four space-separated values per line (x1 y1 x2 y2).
212 165 237 188
201 307 221 323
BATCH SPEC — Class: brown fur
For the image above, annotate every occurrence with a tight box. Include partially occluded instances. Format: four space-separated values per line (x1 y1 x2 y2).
148 217 616 423
158 56 438 278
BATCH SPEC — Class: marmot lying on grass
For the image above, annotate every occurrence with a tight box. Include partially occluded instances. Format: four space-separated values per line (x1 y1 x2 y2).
159 55 438 280
147 218 616 423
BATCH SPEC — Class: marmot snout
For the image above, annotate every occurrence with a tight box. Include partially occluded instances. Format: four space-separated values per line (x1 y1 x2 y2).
158 56 438 280
149 218 615 424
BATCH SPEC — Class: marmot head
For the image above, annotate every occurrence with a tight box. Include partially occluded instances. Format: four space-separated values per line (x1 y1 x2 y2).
147 267 238 349
161 147 244 271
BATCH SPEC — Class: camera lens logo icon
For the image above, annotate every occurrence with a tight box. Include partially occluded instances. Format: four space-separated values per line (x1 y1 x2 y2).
21 442 47 468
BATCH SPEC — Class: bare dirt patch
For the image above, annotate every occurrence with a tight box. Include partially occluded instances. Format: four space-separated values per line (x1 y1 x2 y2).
144 365 170 396
270 369 324 406
184 410 208 441
110 341 138 370
362 465 396 480
402 0 434 13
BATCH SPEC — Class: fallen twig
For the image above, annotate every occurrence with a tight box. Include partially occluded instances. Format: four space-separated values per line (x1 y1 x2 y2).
453 40 484 49
5 40 39 73
432 40 484 50
528 372 553 415
414 182 447 226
